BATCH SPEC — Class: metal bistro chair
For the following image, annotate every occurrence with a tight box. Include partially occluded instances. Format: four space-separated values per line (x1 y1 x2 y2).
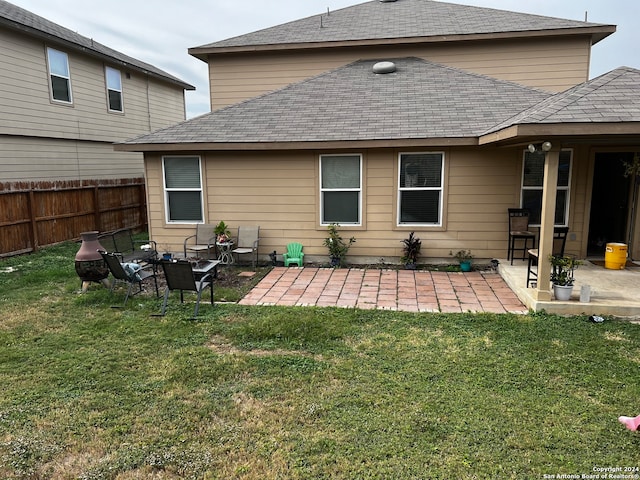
508 208 537 265
183 223 217 259
99 250 159 307
159 260 214 318
232 226 260 268
526 227 569 288
283 242 304 267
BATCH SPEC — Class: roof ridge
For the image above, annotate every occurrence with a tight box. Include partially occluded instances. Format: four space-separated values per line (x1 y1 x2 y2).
535 69 629 121
192 0 615 53
482 66 640 135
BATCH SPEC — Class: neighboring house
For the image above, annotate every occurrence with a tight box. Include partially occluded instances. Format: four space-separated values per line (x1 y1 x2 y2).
0 0 194 183
117 0 640 301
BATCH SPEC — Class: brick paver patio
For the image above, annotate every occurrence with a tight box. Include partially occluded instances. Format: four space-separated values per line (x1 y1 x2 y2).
239 267 528 314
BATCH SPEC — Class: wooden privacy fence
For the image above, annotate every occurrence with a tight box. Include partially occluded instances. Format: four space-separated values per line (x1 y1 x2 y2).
0 178 147 258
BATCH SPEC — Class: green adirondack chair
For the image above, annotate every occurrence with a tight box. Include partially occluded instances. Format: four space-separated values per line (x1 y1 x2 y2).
283 242 304 267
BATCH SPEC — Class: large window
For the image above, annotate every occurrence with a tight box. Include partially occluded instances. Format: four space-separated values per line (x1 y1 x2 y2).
398 152 444 226
105 66 123 112
163 156 203 223
320 155 362 225
521 150 572 226
46 47 72 103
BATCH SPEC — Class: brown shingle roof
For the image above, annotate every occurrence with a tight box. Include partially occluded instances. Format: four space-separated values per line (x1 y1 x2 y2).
191 0 614 58
119 57 550 148
484 66 640 134
0 0 194 90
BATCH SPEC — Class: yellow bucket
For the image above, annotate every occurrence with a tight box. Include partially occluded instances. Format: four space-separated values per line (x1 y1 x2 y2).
605 243 627 270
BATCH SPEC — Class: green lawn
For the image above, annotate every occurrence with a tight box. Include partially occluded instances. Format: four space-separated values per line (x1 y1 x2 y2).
1 241 640 479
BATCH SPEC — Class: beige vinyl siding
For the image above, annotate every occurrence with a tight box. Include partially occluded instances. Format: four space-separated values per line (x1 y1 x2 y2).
0 136 142 181
0 28 187 181
0 29 185 141
148 81 187 131
146 145 589 262
208 36 592 109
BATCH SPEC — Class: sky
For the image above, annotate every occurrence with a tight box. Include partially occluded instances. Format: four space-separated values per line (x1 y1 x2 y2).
9 0 640 119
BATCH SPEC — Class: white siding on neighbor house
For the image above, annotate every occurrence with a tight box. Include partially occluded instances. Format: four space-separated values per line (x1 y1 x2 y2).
0 28 187 182
208 36 592 110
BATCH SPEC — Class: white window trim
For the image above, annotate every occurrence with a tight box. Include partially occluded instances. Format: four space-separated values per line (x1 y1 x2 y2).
46 47 73 104
105 66 124 113
319 154 362 226
162 156 204 224
521 148 573 227
397 151 445 227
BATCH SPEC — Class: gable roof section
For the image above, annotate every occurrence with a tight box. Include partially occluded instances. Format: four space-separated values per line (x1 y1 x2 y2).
117 57 550 151
0 0 194 90
190 0 614 59
481 66 640 144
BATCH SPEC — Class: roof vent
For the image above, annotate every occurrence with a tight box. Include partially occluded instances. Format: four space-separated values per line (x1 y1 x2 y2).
373 61 396 74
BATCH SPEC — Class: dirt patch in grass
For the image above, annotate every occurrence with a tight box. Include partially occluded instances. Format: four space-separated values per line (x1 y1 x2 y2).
148 264 268 297
207 334 322 360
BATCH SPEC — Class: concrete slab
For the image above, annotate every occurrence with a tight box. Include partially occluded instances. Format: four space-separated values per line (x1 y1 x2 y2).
499 258 640 319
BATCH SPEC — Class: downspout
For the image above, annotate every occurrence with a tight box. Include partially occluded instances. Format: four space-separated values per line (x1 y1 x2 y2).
146 76 152 132
533 147 560 302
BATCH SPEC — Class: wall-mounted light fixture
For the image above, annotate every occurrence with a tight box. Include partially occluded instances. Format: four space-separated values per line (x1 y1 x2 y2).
527 141 553 153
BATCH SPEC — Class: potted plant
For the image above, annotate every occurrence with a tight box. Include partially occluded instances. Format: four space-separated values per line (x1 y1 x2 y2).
161 244 173 261
214 221 231 243
450 249 473 272
323 224 355 267
400 232 421 269
549 254 581 301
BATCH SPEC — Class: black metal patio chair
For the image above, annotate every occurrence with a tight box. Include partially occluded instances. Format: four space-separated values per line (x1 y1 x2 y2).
99 250 159 307
526 227 569 288
159 260 214 318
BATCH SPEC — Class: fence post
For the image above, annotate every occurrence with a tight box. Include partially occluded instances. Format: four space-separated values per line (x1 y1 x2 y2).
139 182 147 230
28 187 39 253
93 184 101 232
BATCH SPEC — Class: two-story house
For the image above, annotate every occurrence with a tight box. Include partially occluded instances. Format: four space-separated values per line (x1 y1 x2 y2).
117 0 640 302
0 0 194 254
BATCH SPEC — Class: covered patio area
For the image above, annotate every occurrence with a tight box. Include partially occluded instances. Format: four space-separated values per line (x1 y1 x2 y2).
499 258 640 318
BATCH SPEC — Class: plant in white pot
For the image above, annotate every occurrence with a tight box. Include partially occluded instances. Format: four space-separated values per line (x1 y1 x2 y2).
549 254 581 301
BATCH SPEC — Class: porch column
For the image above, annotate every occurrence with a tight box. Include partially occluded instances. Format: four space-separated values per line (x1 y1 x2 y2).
533 148 560 301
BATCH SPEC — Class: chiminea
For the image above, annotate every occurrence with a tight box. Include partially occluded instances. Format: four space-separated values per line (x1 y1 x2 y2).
75 231 109 291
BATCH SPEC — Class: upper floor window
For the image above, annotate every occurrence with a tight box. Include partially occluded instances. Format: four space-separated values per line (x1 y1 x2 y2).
163 156 203 223
320 154 361 225
46 47 72 103
105 66 123 112
521 149 572 226
398 152 444 226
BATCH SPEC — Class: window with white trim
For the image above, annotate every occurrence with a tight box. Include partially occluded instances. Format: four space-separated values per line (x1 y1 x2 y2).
521 149 572 226
398 152 444 226
163 156 203 223
320 154 361 225
46 47 72 103
105 66 123 112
